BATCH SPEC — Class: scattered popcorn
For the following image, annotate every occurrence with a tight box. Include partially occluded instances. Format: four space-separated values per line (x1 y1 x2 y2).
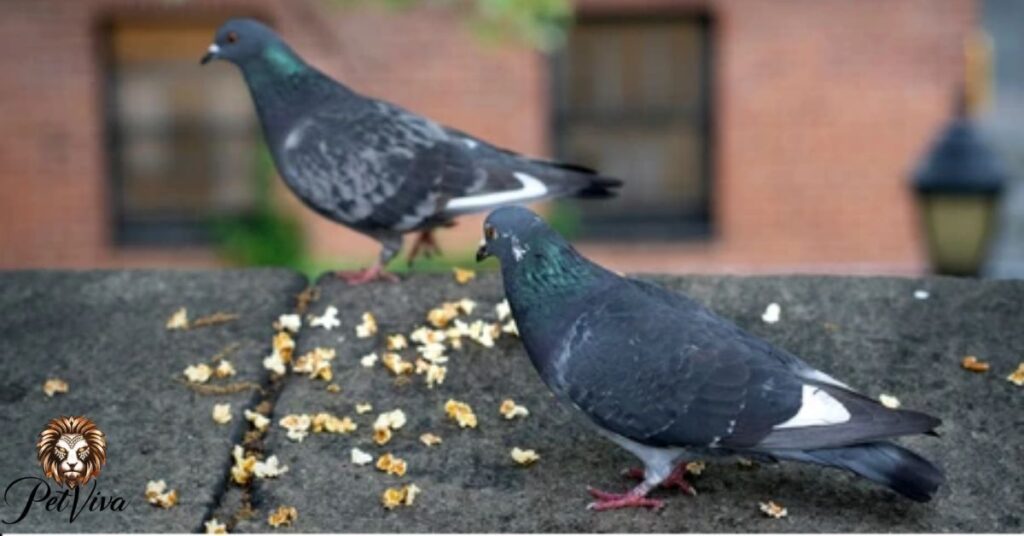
457 298 477 315
356 312 378 338
310 306 341 330
510 447 539 466
495 300 511 321
326 383 341 393
42 378 68 397
382 352 414 375
445 399 478 429
374 409 407 431
212 403 232 424
312 412 357 434
387 334 408 350
382 484 421 509
145 480 178 508
685 461 706 476
214 360 236 378
425 363 447 388
253 455 289 479
293 347 336 381
360 352 379 368
410 326 446 345
376 453 408 476
374 427 393 445
453 267 476 284
267 505 298 528
356 403 373 414
913 289 930 300
231 445 257 485
467 320 500 348
1008 362 1024 386
184 363 213 384
427 302 461 328
419 433 442 446
762 303 781 324
418 342 448 363
879 394 901 409
276 313 302 333
166 307 189 330
499 399 529 420
280 414 312 442
961 355 990 373
204 518 227 534
351 447 374 466
272 331 296 363
502 320 519 337
244 409 270 431
759 500 788 519
263 354 286 376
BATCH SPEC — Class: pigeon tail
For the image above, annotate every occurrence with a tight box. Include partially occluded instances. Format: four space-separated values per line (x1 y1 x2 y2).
768 442 944 502
530 159 623 199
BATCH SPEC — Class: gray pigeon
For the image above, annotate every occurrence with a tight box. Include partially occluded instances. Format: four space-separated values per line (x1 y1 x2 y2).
201 18 620 283
477 206 944 511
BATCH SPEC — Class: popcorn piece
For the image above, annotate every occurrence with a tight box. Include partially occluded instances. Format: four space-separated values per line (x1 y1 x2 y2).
381 484 421 509
267 505 298 528
214 360 236 378
499 399 529 420
418 343 448 363
351 447 374 466
276 313 302 333
387 334 408 351
913 289 930 300
762 303 781 324
453 267 476 284
374 427 393 446
253 455 289 479
961 355 990 373
502 320 519 337
184 363 213 384
382 353 414 375
1008 362 1024 386
310 305 341 330
419 433 442 446
42 378 68 397
273 331 296 363
427 302 461 329
375 453 408 476
244 409 270 431
166 307 189 330
280 414 312 442
293 347 336 381
145 480 178 508
204 518 227 534
263 354 286 375
410 326 446 345
510 447 539 466
231 445 257 485
360 352 379 368
212 403 232 424
444 399 478 429
685 460 706 476
879 394 901 409
374 409 407 431
403 483 421 506
457 298 477 315
356 403 373 414
465 320 499 348
311 412 357 434
425 364 447 389
356 312 378 338
759 500 788 519
326 383 341 393
495 300 511 321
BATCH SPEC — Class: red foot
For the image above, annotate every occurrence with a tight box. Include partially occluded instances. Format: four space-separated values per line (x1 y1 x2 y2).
406 230 443 266
334 264 399 285
587 486 665 511
622 463 698 496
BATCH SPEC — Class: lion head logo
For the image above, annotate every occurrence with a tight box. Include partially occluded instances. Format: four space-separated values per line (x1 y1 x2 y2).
37 416 107 489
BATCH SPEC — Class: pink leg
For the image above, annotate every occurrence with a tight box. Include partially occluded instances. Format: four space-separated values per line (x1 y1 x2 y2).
586 485 665 511
334 261 399 285
622 463 698 496
406 230 442 266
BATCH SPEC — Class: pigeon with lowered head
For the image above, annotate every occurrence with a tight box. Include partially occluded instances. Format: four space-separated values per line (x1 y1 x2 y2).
201 18 621 283
476 206 944 511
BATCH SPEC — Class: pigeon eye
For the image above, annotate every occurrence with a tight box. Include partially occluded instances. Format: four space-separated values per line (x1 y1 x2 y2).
226 31 239 44
484 227 496 241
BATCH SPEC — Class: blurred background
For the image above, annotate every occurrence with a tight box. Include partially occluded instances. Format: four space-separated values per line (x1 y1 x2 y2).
0 0 1021 278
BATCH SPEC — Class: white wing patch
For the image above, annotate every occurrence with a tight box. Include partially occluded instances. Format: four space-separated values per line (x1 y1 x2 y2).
445 172 548 214
774 385 851 429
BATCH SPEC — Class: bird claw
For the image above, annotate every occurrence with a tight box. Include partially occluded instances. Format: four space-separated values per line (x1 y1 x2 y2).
622 464 698 496
586 486 665 511
406 231 443 267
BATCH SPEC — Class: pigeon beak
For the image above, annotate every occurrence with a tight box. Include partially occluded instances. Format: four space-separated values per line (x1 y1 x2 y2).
200 43 220 65
475 239 490 263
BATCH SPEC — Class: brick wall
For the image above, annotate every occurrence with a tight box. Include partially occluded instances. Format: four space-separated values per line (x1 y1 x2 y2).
0 0 975 274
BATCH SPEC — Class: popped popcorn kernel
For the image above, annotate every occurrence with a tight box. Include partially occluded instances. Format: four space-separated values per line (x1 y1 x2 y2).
387 334 408 351
495 300 511 321
502 320 519 337
356 403 373 414
42 378 68 397
326 383 341 393
879 394 901 409
444 399 478 429
762 303 781 324
685 460 706 476
382 352 414 375
374 409 407 431
381 484 421 509
425 363 447 388
145 480 178 508
427 302 461 328
253 455 289 479
267 505 298 528
214 360 236 378
457 298 477 315
212 403 232 424
759 500 788 519
356 312 378 338
375 453 408 476
1008 362 1024 386
374 427 393 445
204 518 228 534
309 305 341 330
184 363 213 384
275 313 302 333
351 447 374 466
410 326 446 345
166 307 189 330
262 354 286 376
961 355 990 372
272 331 296 363
360 352 379 368
499 399 529 420
453 267 476 284
311 412 357 434
293 347 336 381
230 445 257 485
419 433 442 446
280 414 312 442
510 447 539 466
244 409 270 431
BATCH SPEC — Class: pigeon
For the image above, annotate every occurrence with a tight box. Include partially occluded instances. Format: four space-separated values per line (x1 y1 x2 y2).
201 18 621 284
476 206 944 511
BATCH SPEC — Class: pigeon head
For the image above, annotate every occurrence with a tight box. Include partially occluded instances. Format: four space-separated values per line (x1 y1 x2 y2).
201 18 298 70
476 206 555 265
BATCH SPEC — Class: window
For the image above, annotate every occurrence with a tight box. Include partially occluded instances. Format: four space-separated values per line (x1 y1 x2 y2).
552 15 713 239
104 19 260 246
